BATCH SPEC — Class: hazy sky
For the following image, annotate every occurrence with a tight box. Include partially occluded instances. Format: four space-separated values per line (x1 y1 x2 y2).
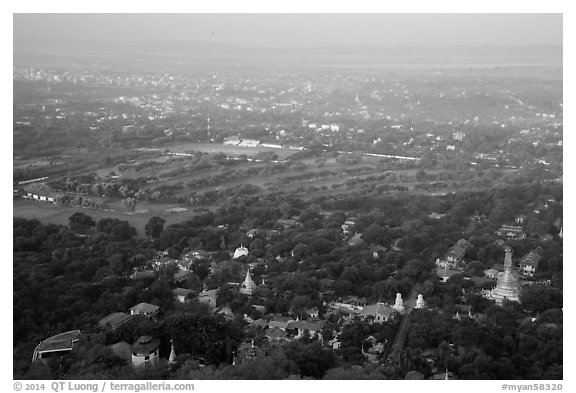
14 13 562 47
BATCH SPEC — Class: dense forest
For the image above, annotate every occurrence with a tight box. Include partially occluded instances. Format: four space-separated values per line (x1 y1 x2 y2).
14 182 562 379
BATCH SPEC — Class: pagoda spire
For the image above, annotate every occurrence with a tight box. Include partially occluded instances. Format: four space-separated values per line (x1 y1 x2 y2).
169 339 176 364
245 267 253 282
504 248 513 269
240 267 257 295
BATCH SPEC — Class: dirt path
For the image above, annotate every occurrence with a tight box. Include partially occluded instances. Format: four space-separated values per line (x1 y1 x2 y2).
385 287 418 364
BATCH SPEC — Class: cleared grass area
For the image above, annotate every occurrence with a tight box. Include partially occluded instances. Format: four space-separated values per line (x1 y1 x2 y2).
162 142 297 159
13 199 202 238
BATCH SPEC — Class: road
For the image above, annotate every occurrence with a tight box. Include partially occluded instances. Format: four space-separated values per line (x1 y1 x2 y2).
384 287 418 365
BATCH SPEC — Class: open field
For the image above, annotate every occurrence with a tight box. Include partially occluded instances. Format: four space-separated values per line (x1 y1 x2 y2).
13 199 203 238
162 142 297 159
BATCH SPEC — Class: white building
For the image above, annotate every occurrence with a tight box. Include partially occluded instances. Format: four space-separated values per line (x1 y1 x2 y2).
129 303 160 318
233 245 249 259
453 131 465 141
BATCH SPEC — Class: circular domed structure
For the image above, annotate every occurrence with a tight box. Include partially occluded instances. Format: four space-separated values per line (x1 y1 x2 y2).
131 335 161 368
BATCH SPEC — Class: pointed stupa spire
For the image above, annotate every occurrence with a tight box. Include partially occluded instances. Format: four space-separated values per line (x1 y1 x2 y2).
240 267 257 295
245 267 253 282
169 339 176 364
504 248 513 270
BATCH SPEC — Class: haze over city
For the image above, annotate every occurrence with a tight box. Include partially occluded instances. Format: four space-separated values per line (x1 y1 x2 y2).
14 13 562 48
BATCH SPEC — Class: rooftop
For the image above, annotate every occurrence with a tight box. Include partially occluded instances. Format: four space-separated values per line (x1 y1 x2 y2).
130 302 160 314
35 330 81 353
132 336 161 356
199 289 218 297
250 319 269 329
360 303 396 318
98 312 131 328
520 251 543 267
287 320 323 331
173 288 194 297
265 327 287 339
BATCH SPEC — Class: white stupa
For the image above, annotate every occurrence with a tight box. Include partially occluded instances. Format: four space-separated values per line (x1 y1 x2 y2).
393 293 405 313
168 339 176 365
240 268 257 296
233 245 249 259
415 294 425 309
488 248 520 305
